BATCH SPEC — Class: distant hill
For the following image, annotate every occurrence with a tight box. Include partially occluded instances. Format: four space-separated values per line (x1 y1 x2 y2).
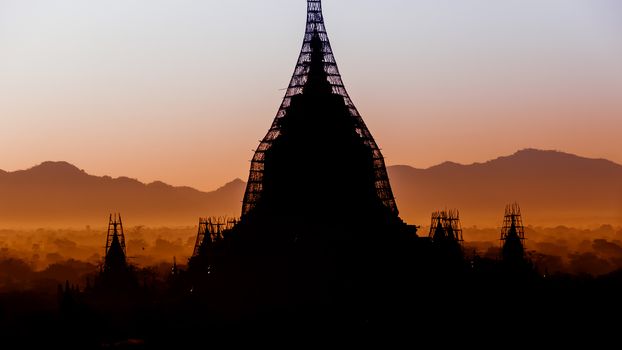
0 161 246 228
1 149 621 228
388 149 622 227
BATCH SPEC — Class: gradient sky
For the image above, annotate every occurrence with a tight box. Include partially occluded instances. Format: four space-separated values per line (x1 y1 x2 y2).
1 0 621 191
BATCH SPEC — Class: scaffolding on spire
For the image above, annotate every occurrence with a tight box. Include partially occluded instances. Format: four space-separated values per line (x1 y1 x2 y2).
241 0 399 220
105 213 126 257
103 213 127 273
429 210 463 244
500 203 526 263
192 217 237 258
99 213 136 290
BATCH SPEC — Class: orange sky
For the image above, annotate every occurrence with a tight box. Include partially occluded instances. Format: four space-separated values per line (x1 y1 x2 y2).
1 0 621 191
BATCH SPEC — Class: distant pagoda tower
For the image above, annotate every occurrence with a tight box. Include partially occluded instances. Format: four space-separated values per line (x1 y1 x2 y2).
100 213 134 289
500 203 526 265
428 210 464 270
429 210 463 244
192 218 212 259
241 0 401 234
188 217 236 275
103 213 127 273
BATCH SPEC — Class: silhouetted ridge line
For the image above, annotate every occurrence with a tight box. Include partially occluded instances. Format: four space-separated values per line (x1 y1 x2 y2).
0 161 246 227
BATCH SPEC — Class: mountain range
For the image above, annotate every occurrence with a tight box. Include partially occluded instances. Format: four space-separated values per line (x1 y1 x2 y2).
1 149 620 228
0 162 245 228
388 149 622 227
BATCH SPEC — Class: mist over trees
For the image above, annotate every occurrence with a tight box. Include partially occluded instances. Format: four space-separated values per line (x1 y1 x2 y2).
1 224 622 293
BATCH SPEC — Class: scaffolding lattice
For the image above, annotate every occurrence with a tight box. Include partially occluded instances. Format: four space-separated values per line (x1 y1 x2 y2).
105 213 126 257
241 0 398 217
429 210 463 243
500 203 525 246
192 217 238 257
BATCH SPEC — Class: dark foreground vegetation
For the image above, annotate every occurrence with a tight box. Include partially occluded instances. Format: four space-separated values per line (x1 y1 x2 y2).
2 234 621 348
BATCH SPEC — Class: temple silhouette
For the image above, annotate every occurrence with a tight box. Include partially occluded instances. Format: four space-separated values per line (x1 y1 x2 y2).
428 210 465 273
99 214 135 290
501 203 526 263
238 0 407 238
500 203 533 275
188 0 417 270
184 0 420 318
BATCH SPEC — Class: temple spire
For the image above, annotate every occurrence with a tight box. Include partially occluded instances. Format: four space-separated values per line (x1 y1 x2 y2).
501 203 526 264
241 0 399 221
103 213 127 274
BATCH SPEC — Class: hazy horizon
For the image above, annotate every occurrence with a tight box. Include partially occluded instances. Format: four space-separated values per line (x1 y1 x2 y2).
1 148 620 230
3 225 622 279
1 0 621 191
